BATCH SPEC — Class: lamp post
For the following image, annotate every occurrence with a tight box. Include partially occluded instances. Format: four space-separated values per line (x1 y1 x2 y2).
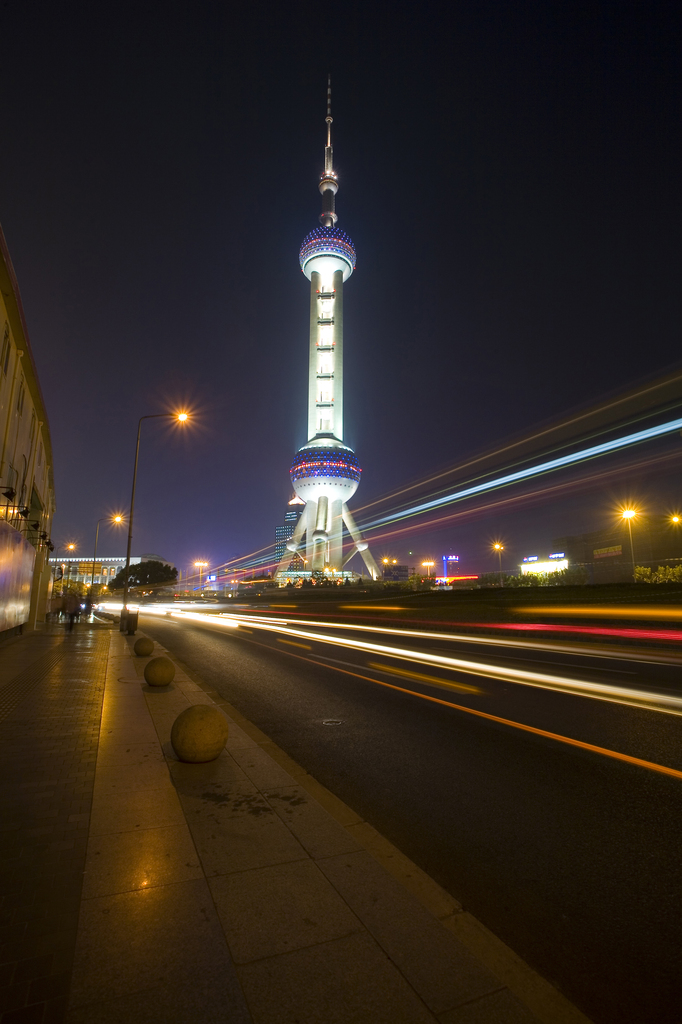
90 516 123 596
621 509 637 582
194 561 208 593
493 543 504 586
55 543 76 595
422 560 435 578
121 412 189 631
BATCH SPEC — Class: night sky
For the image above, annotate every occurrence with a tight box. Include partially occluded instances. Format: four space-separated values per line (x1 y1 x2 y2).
1 1 680 577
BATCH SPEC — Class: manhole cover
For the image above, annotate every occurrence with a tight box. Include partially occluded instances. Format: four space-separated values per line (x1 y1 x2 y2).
322 719 342 726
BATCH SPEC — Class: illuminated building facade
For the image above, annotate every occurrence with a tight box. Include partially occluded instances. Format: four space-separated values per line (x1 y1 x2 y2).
276 82 379 580
0 223 55 636
274 498 305 573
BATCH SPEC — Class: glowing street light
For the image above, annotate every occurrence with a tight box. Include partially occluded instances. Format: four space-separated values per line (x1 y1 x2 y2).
621 509 638 582
422 560 435 577
122 411 190 632
671 515 680 524
90 515 125 594
194 561 208 591
493 543 504 586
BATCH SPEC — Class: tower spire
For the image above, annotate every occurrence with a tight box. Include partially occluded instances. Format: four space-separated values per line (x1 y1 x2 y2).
319 74 338 227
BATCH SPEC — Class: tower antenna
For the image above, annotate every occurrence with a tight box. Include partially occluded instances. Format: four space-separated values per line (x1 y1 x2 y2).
326 73 332 147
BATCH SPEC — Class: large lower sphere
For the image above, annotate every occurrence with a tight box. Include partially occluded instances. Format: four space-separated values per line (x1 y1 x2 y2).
144 656 175 686
171 705 229 763
134 637 154 657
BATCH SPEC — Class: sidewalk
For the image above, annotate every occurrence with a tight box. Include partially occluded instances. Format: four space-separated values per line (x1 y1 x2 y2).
0 621 592 1024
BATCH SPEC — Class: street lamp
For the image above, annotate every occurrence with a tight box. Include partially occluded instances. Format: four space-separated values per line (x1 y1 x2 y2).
621 509 637 582
90 515 124 596
422 560 435 578
55 542 76 594
194 561 208 592
671 515 680 524
121 411 190 631
493 543 504 586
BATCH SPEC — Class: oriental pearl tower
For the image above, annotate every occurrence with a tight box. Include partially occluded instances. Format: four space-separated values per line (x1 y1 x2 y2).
276 79 379 580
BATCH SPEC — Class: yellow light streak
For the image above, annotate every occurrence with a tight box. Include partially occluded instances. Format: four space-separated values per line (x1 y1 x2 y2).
521 606 682 620
338 605 406 610
368 662 483 695
277 638 311 650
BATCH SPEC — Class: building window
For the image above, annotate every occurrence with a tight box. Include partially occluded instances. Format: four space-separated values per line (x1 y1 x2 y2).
37 442 42 467
1 324 9 375
17 382 25 415
29 412 36 444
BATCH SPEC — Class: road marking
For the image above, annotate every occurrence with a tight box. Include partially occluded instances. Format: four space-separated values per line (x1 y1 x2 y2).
368 662 483 695
239 626 253 633
277 638 311 650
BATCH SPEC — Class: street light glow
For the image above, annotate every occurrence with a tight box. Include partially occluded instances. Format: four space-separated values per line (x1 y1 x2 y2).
493 543 503 551
621 509 637 519
672 515 680 524
177 412 188 422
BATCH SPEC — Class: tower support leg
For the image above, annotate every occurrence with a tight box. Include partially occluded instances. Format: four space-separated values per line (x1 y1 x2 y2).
328 499 343 571
341 503 380 580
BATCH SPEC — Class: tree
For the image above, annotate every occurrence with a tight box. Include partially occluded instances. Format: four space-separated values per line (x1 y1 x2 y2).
108 560 178 591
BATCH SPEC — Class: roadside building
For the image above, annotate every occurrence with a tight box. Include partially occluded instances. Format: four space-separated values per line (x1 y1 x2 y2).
48 552 173 589
274 498 305 572
0 224 56 637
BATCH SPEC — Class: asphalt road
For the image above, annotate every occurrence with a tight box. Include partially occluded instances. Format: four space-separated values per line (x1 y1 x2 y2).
140 611 682 1024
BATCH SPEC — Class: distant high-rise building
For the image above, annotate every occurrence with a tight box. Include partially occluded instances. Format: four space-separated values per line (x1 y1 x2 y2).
274 498 305 571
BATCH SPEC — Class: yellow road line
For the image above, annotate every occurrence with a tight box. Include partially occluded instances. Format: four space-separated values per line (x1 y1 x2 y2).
264 643 682 781
239 626 253 633
277 638 311 650
368 662 483 695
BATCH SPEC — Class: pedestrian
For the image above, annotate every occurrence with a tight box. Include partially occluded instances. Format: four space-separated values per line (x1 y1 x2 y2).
64 591 79 632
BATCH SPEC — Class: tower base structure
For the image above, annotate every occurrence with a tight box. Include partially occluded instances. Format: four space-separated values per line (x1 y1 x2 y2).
274 437 379 581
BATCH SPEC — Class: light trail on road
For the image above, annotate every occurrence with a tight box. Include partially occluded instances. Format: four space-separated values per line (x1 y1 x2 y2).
134 604 682 717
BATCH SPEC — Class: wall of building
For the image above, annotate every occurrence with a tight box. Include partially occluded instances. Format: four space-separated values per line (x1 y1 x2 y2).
0 224 55 635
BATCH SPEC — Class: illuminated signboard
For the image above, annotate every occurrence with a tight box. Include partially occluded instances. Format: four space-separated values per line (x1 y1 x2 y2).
521 559 568 575
549 552 565 559
593 545 622 559
523 556 538 562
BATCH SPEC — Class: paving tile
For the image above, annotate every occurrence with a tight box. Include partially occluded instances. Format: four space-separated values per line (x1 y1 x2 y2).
318 850 500 1015
65 976 252 1024
230 745 301 789
176 781 307 876
237 930 437 1024
209 858 361 963
438 988 539 1023
88 782 185 835
82 824 203 898
68 878 242 1008
263 784 363 859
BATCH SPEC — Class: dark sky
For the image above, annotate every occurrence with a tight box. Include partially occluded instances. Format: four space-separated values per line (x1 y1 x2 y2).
1 0 680 576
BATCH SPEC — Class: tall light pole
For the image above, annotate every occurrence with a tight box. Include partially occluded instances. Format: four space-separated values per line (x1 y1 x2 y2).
194 561 208 593
55 542 76 595
90 515 123 594
422 560 435 578
621 509 637 582
121 412 189 631
493 543 504 586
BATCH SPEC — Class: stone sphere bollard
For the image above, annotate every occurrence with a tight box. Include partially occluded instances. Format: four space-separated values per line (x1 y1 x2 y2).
144 656 175 687
134 637 155 657
171 705 229 763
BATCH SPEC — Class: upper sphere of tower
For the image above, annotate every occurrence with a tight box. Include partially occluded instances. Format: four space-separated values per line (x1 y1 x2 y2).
299 227 356 282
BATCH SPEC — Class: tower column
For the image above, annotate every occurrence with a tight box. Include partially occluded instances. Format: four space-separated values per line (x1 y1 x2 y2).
332 269 343 441
308 271 321 439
